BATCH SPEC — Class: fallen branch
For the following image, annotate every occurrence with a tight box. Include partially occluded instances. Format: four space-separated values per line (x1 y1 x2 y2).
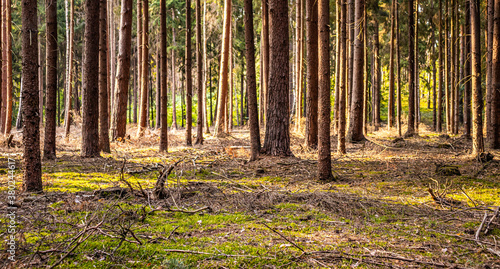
166 206 210 214
163 248 259 258
262 222 306 253
484 206 499 235
153 159 183 199
475 212 488 241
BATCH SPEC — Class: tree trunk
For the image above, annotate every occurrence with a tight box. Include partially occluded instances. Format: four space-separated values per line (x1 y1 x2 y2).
305 0 318 149
81 0 100 157
202 0 210 133
214 0 231 136
432 46 437 130
470 0 484 156
64 0 75 137
136 0 142 125
334 0 340 135
108 0 115 122
295 0 303 131
260 0 269 128
110 0 133 140
347 0 354 120
372 22 380 131
16 78 23 129
346 0 365 142
156 48 161 129
99 0 110 153
437 0 443 133
414 0 420 133
363 1 367 135
489 0 500 148
487 0 494 144
43 0 57 160
318 0 332 180
338 0 347 154
445 0 450 133
195 0 203 144
22 0 42 192
228 27 233 132
138 0 149 137
396 0 402 137
405 0 416 137
3 0 12 135
388 0 395 129
185 0 193 145
159 0 168 151
453 0 459 134
0 0 3 132
262 0 291 156
171 11 178 129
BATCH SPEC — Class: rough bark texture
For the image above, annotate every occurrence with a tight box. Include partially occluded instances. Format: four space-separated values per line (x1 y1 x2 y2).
464 2 472 137
470 0 484 156
136 0 142 125
99 0 110 153
405 0 416 137
22 0 42 192
3 0 12 135
338 0 347 154
82 0 100 158
295 0 303 131
195 0 203 144
159 0 168 152
372 23 380 131
44 0 57 160
318 0 332 180
388 0 395 129
260 0 269 128
202 0 210 133
214 0 231 136
396 0 402 137
64 0 75 137
347 0 365 143
490 0 500 149
171 11 178 129
0 0 2 130
244 0 260 161
437 0 443 133
262 0 291 156
185 0 193 145
305 0 318 149
138 0 149 137
487 0 494 144
110 0 133 140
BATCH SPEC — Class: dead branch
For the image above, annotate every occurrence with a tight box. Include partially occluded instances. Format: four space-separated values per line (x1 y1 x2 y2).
166 206 210 214
262 222 306 253
153 159 183 199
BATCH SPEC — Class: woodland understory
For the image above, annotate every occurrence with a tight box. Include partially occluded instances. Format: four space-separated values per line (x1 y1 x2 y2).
0 122 499 268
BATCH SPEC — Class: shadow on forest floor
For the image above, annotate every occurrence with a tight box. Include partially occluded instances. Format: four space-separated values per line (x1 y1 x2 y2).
0 123 499 268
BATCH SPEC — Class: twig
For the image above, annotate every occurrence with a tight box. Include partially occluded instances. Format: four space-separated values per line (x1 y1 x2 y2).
459 186 478 207
262 222 306 253
484 206 499 235
167 226 179 240
163 248 259 258
166 206 210 214
475 212 488 241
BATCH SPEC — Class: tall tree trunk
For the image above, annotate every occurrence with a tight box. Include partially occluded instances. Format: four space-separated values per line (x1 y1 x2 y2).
453 0 459 134
295 0 303 131
214 0 231 136
346 0 365 142
305 0 318 148
202 0 210 133
3 0 12 135
318 0 332 180
388 0 395 129
450 0 456 134
414 0 420 133
156 48 161 129
372 22 380 131
487 0 494 144
338 0 346 154
396 0 402 137
171 11 178 129
489 0 500 148
470 0 484 156
334 0 340 134
22 0 42 192
262 0 291 156
159 0 168 151
432 46 437 130
110 0 133 140
260 0 269 128
363 1 367 135
1 0 5 133
99 0 110 153
227 24 233 133
108 0 115 123
347 0 354 121
138 0 149 137
44 0 57 160
82 0 100 157
16 78 23 129
0 0 3 132
437 0 443 132
405 0 416 137
185 0 193 145
64 0 75 137
445 0 450 133
136 0 142 125
195 0 203 144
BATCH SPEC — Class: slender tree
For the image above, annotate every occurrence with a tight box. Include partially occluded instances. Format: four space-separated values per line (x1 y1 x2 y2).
43 0 57 160
260 0 269 127
470 0 484 157
295 0 303 131
305 0 318 149
202 0 210 133
0 0 2 125
347 0 365 142
185 0 193 145
195 0 203 144
22 0 42 192
388 0 395 129
138 0 149 137
262 0 291 156
171 10 178 129
244 0 260 160
338 0 347 154
396 0 402 137
405 0 416 137
64 0 75 137
214 0 231 136
110 0 133 140
372 23 380 131
3 0 12 135
136 0 142 124
463 2 471 137
437 0 443 132
99 0 110 153
487 0 494 143
490 0 500 149
318 0 332 180
160 0 168 152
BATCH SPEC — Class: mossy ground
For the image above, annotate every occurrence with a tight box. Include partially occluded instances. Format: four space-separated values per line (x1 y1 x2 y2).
0 123 499 268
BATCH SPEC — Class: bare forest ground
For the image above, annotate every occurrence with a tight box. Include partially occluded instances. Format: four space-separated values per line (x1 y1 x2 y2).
0 121 499 268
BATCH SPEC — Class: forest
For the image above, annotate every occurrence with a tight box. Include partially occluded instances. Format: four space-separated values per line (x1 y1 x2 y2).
0 0 499 267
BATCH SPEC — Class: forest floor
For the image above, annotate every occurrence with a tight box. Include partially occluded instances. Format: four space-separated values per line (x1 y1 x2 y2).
0 122 500 268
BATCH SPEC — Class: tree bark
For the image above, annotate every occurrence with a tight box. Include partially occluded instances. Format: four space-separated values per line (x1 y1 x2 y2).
489 0 500 148
22 0 42 192
388 0 395 129
338 0 347 154
295 0 303 131
487 0 494 144
318 0 332 180
138 0 149 137
185 0 193 145
159 0 168 152
396 0 402 137
44 0 57 160
470 0 484 156
136 0 142 125
262 0 292 156
82 0 100 158
195 0 203 144
171 10 178 129
156 48 161 129
214 0 231 136
305 0 318 149
99 0 110 153
202 0 210 133
64 0 75 137
405 0 416 137
260 0 269 128
437 0 443 133
3 0 12 135
110 0 133 140
414 0 420 133
372 22 380 131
